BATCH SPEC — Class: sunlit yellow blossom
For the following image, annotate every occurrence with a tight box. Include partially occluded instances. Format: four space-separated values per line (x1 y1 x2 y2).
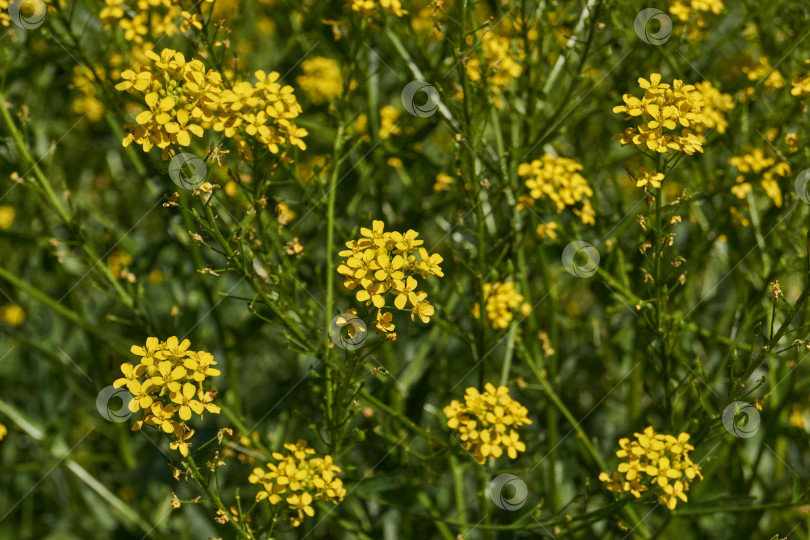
112 337 220 456
337 221 442 332
351 0 407 17
249 441 346 527
600 426 703 510
472 282 526 330
116 49 306 159
434 172 454 192
729 148 790 207
379 105 401 139
467 31 523 98
0 205 15 229
613 74 715 156
443 383 532 464
518 155 594 220
0 304 25 327
296 57 342 104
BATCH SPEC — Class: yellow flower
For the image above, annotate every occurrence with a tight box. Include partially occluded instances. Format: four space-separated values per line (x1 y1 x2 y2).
0 423 7 441
171 383 205 421
351 0 407 17
600 426 703 510
169 424 195 457
113 337 220 437
466 31 523 97
434 172 454 192
518 155 594 217
634 167 665 189
729 148 790 207
443 383 532 464
116 49 307 160
536 221 558 240
0 206 14 229
249 441 346 527
472 282 525 330
613 74 718 156
0 304 25 327
379 105 401 139
338 222 442 329
296 57 342 104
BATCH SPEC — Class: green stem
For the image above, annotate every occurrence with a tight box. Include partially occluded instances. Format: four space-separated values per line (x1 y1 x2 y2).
186 455 251 539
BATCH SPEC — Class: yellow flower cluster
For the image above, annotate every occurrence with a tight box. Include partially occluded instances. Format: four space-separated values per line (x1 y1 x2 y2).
337 221 443 334
296 57 343 104
72 66 106 122
467 32 523 97
599 426 703 510
248 441 346 528
100 0 202 44
693 81 734 134
729 148 791 207
0 0 50 28
791 60 810 97
630 166 666 190
113 337 221 456
0 205 15 229
444 383 532 464
351 0 407 18
433 172 454 192
379 105 401 139
668 0 724 40
472 282 530 330
742 56 785 91
0 423 6 441
613 74 707 155
116 49 307 159
517 154 595 225
0 304 25 327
